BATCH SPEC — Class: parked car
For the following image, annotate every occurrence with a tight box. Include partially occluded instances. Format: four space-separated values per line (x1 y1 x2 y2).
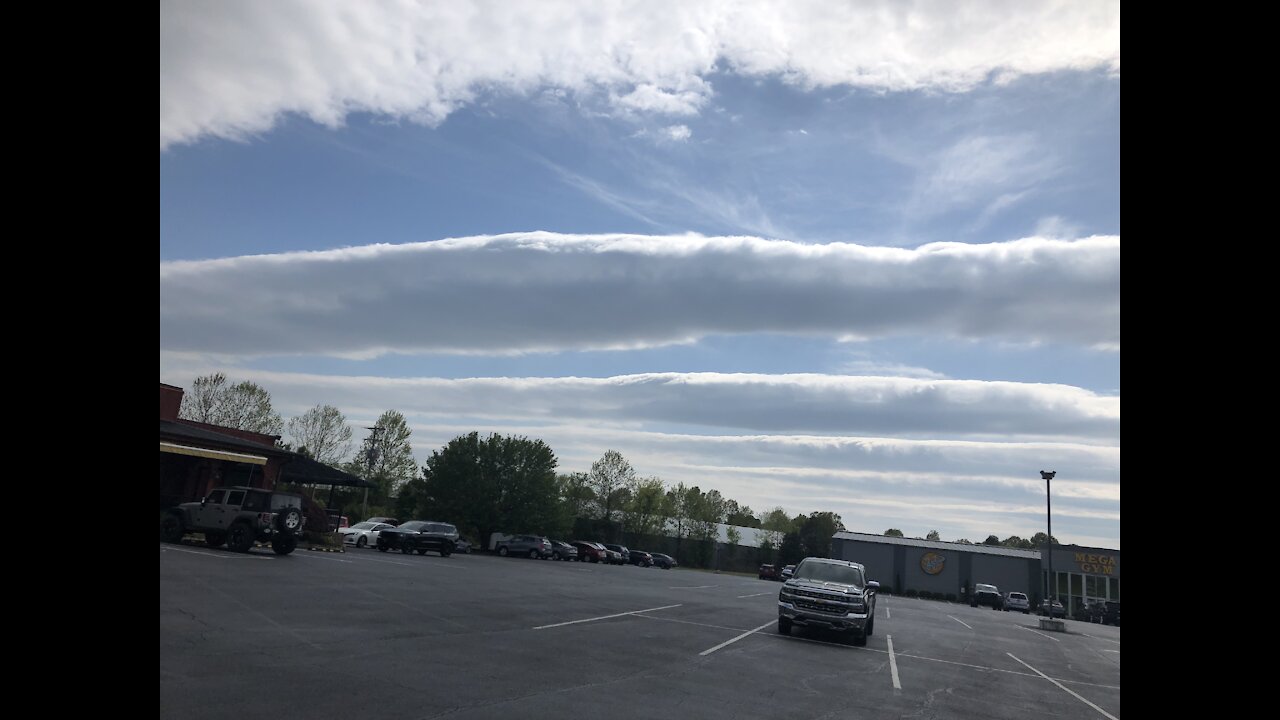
160 486 305 555
603 544 632 564
759 564 781 581
1101 601 1120 626
777 557 879 646
497 535 553 559
376 521 458 556
781 564 796 580
549 540 578 561
365 516 400 527
649 552 677 569
603 548 624 565
571 541 608 563
1038 599 1066 618
629 550 654 567
339 521 395 549
454 537 473 554
1003 591 1031 613
971 583 1004 610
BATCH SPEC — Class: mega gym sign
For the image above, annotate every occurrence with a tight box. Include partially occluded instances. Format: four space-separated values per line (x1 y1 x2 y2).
1074 552 1118 575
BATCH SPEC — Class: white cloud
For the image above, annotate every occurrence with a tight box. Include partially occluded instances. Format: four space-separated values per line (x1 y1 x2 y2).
159 232 1120 356
160 0 1121 148
662 124 692 142
156 364 1118 441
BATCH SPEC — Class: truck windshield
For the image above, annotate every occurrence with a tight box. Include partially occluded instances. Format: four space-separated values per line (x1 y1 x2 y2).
794 562 863 587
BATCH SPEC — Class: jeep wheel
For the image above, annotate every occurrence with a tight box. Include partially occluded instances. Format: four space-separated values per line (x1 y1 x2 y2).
160 514 185 543
529 549 539 559
440 545 452 557
401 544 413 554
275 507 303 533
227 522 255 553
356 536 367 548
778 617 792 635
271 533 297 555
498 546 509 557
204 531 226 548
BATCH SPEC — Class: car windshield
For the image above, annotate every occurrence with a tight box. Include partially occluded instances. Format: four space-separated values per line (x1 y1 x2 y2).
794 562 863 587
352 522 377 530
1009 593 1027 600
977 584 997 592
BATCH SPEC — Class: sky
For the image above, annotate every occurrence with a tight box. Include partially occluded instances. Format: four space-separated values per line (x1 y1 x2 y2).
159 0 1120 549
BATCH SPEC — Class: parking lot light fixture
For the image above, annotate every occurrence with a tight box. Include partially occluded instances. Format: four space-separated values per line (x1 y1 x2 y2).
1040 470 1057 616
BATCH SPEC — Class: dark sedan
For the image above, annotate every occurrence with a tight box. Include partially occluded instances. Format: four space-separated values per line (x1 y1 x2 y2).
376 521 458 556
550 540 579 561
629 550 654 567
649 552 677 569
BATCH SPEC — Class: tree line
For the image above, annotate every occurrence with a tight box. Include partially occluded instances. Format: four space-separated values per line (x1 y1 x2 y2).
882 528 1059 548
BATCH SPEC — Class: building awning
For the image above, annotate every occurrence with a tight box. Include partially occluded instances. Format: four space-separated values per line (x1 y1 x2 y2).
160 441 268 466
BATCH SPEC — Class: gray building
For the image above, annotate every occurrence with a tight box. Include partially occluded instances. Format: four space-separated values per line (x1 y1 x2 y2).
829 531 1120 616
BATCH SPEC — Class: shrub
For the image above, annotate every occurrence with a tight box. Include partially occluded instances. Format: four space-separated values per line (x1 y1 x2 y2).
945 593 957 603
904 588 918 598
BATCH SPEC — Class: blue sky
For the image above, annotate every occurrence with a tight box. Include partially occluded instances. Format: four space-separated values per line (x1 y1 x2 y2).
160 0 1120 548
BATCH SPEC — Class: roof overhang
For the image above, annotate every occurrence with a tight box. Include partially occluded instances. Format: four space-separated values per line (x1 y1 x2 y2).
160 441 268 466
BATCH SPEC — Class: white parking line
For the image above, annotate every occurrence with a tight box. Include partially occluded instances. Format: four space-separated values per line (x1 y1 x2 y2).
534 604 682 630
1019 625 1060 642
1008 653 1119 720
293 552 353 563
887 635 902 690
633 613 749 633
160 545 274 560
737 592 772 598
699 620 776 656
948 615 973 629
1082 633 1122 645
1102 649 1120 653
885 606 891 619
670 585 718 589
346 556 415 567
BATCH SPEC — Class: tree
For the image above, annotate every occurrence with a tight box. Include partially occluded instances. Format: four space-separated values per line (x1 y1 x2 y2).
798 511 844 558
926 529 941 541
665 481 693 560
556 472 596 524
760 507 794 550
179 372 283 435
622 477 667 539
955 538 973 544
1001 535 1031 549
1028 532 1059 548
778 531 804 565
286 404 353 465
358 410 417 498
588 450 636 523
884 528 905 537
420 432 561 546
725 524 742 562
983 535 1002 545
724 500 760 528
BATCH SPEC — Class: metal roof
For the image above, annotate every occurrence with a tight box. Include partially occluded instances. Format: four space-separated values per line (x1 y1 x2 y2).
832 531 1043 560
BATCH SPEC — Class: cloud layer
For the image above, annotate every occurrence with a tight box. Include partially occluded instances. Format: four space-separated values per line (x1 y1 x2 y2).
160 232 1120 356
161 0 1120 148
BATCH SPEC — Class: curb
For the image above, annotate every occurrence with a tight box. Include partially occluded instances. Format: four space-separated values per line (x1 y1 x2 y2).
305 545 345 553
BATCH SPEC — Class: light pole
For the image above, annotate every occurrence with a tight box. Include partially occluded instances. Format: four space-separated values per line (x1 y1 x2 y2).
1041 470 1057 617
362 425 383 518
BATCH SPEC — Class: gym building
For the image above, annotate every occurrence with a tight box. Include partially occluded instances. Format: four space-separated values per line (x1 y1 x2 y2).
829 531 1120 616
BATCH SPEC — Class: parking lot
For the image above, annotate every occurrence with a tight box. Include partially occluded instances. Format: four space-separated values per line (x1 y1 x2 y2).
160 544 1120 720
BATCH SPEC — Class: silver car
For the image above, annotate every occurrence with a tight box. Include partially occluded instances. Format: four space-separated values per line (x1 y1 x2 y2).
1003 591 1031 613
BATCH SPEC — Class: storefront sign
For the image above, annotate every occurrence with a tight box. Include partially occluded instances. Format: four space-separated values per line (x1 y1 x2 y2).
920 551 946 575
1074 552 1118 575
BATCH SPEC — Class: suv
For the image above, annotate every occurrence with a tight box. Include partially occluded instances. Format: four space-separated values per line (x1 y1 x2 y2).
160 486 305 555
778 558 879 646
1003 591 1031 613
603 543 631 564
971 583 1004 610
497 535 552 559
572 541 608 563
376 521 458 556
759 564 781 581
549 540 578 561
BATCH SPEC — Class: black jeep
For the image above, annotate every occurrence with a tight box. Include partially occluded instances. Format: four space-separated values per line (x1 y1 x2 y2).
160 486 305 555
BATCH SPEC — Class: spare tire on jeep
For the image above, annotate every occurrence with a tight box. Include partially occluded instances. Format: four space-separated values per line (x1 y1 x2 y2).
275 506 303 533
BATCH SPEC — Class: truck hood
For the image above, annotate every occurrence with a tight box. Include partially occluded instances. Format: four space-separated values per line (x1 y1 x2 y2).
786 579 860 594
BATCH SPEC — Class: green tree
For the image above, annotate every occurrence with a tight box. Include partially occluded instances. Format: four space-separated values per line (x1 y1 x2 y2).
286 404 353 465
798 511 844 558
760 507 794 550
358 410 418 498
1028 532 1059 548
179 372 283 435
984 535 1002 545
884 528 905 537
420 432 560 546
665 481 692 561
556 472 595 528
588 450 637 523
723 500 760 528
778 531 804 565
622 477 667 538
926 529 941 541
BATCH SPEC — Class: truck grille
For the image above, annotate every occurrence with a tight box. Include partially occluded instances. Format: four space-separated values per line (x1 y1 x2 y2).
794 598 851 614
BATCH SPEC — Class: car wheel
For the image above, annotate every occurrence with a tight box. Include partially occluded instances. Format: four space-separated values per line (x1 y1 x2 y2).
271 533 297 555
204 531 226 548
417 549 428 555
529 549 539 559
357 536 367 548
440 545 451 557
865 617 874 636
160 514 185 543
498 546 509 557
378 545 388 552
852 632 867 647
227 522 255 553
401 544 413 554
778 617 792 635
275 507 303 533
